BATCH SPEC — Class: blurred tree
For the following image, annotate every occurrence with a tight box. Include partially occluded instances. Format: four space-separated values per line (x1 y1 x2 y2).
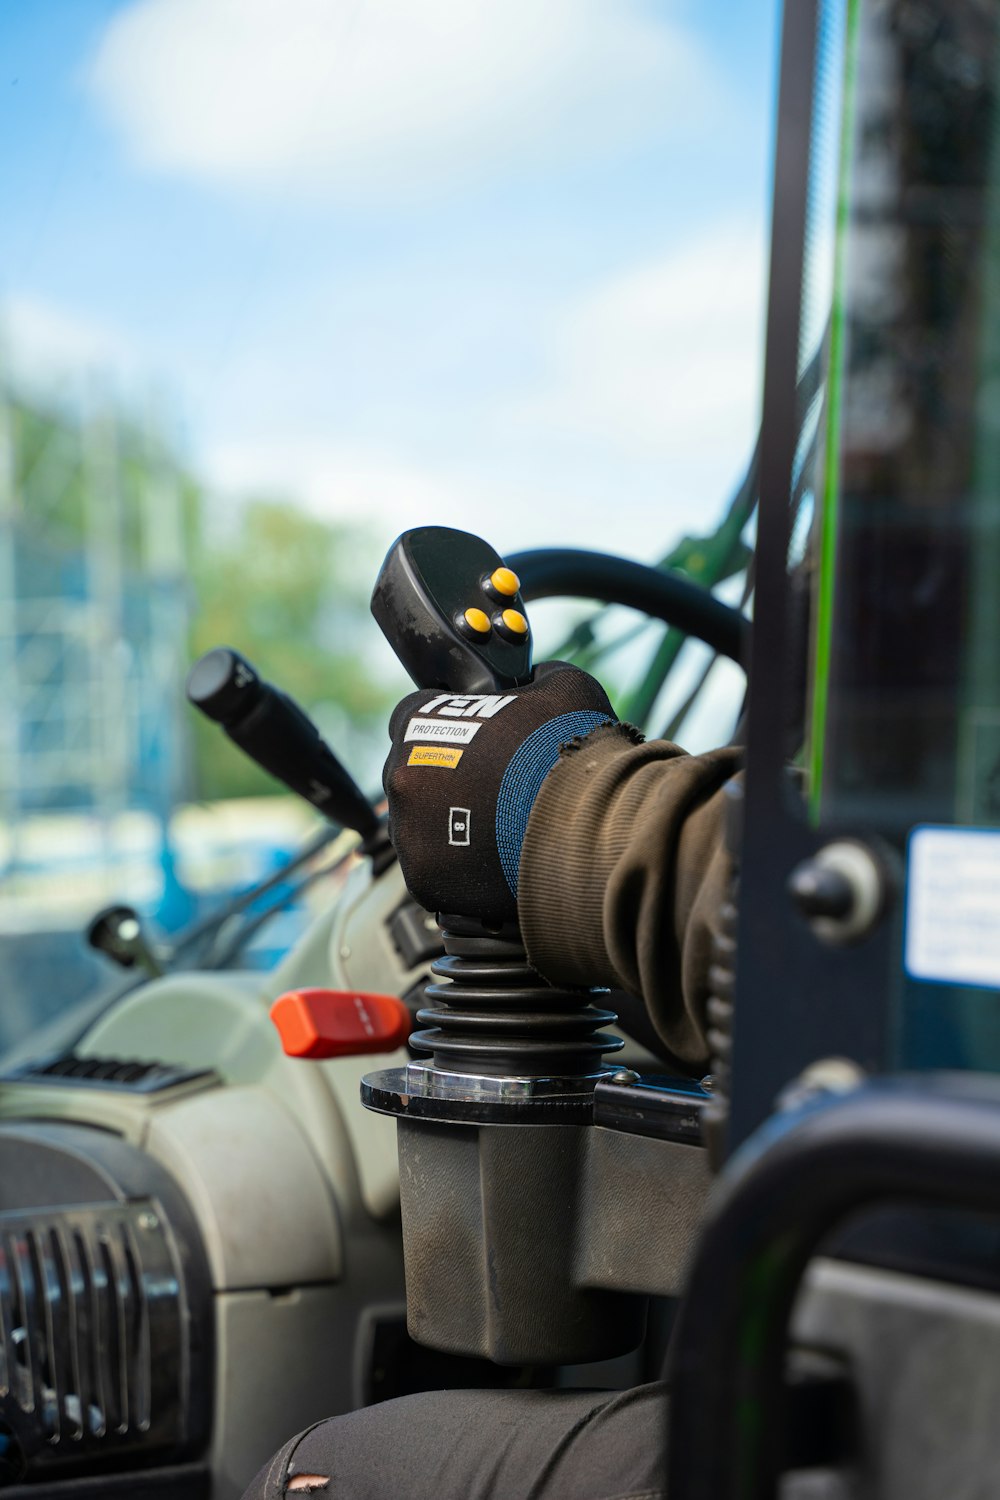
4 381 395 809
188 497 396 800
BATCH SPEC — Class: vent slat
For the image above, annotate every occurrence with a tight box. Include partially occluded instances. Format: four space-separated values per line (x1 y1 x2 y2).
0 1237 13 1398
121 1223 151 1432
8 1232 37 1416
55 1230 86 1440
92 1236 120 1434
98 1232 129 1433
51 1227 84 1441
26 1228 61 1440
75 1227 106 1439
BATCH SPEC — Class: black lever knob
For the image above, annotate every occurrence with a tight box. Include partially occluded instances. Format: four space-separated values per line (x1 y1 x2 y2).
186 647 379 840
787 841 886 945
371 526 533 694
787 863 854 920
87 904 164 977
185 646 259 726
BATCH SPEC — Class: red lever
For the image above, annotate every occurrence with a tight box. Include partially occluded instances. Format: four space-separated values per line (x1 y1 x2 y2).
270 988 411 1060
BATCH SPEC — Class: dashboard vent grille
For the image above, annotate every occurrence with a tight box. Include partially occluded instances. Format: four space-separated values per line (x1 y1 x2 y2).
2 1054 216 1092
0 1201 185 1469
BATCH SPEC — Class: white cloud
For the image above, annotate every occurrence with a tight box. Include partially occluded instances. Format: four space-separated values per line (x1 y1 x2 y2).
1 240 768 579
203 436 589 549
202 435 738 584
523 222 767 473
2 296 140 391
88 0 712 200
205 438 469 534
202 222 769 560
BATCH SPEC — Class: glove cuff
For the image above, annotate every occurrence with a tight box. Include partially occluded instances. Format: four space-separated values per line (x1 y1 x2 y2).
495 709 614 898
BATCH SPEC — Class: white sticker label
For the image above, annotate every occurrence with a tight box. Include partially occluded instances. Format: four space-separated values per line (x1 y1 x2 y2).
404 717 482 745
449 807 471 845
905 826 1000 990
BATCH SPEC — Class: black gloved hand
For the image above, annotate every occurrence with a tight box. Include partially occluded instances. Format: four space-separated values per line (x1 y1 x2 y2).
383 664 618 926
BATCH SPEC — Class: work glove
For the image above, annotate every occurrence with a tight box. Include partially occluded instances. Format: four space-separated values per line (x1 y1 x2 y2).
383 664 618 926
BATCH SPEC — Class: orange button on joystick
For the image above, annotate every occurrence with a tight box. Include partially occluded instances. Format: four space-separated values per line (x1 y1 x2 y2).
460 606 492 638
270 988 412 1059
495 607 529 639
489 567 520 598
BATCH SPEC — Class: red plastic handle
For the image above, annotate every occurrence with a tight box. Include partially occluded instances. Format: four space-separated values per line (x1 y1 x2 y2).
270 987 411 1060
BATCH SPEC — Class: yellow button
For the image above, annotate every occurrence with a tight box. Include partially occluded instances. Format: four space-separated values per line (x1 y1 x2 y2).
463 607 491 635
501 608 528 635
490 567 521 598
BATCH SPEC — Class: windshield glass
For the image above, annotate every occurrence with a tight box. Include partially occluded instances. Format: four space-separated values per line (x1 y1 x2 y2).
0 0 778 1062
804 0 1000 1068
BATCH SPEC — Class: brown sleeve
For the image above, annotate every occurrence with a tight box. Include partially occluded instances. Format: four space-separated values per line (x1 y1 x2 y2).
517 723 741 1072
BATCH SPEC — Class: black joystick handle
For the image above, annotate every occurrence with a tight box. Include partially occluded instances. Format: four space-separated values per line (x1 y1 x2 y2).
186 647 380 840
371 526 533 693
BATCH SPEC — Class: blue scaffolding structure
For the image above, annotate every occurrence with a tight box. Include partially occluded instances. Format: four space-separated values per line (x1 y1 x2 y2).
0 369 192 923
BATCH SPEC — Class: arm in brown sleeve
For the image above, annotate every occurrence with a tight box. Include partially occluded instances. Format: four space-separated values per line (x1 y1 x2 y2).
517 723 741 1073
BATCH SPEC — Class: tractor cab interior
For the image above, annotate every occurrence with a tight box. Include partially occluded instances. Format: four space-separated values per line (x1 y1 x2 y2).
3 1 1000 1497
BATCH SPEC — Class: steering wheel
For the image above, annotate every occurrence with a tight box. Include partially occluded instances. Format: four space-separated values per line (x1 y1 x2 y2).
507 547 749 666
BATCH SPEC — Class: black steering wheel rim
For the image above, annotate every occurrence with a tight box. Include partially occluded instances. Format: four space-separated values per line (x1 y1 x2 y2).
507 547 749 667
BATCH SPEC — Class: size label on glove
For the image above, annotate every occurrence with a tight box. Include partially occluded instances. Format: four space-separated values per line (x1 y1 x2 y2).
408 745 464 768
449 807 471 845
404 717 483 745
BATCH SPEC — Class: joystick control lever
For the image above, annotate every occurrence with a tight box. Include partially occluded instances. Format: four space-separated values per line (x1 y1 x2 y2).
371 525 533 694
186 647 381 843
368 526 622 1091
362 526 640 1369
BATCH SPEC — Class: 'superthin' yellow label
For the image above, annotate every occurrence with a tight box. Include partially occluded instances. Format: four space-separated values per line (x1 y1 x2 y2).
408 745 464 769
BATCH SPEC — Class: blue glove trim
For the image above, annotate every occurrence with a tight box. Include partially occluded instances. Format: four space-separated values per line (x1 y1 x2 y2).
495 710 613 899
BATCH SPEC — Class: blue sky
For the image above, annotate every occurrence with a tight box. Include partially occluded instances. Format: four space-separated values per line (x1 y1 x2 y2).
1 0 780 564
